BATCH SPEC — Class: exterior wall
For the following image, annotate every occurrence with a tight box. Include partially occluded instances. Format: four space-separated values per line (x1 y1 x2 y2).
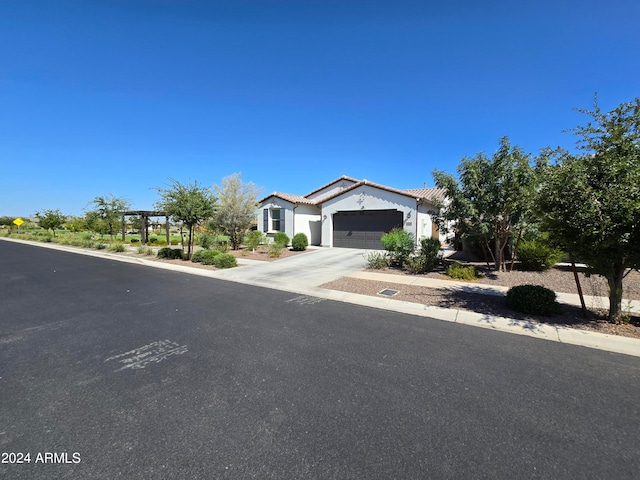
320 185 418 247
416 202 441 242
293 204 322 246
258 197 295 242
306 178 358 203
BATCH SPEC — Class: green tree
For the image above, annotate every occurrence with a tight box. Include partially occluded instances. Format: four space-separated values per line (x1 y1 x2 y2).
85 195 130 240
537 97 640 323
433 137 537 271
35 209 66 236
0 216 15 232
65 216 87 233
212 173 263 250
155 179 216 260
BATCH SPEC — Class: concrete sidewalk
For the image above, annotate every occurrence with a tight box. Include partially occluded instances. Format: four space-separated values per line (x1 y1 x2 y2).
2 237 639 358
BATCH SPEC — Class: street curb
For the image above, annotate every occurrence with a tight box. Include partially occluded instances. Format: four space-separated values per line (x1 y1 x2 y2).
3 236 639 358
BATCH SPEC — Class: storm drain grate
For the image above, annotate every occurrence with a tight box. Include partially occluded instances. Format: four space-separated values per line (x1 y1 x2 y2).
377 288 399 297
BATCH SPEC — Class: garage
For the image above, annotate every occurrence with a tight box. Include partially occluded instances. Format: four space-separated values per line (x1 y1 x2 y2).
333 209 403 249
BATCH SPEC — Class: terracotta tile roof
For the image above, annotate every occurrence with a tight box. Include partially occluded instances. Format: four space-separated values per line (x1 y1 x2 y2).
258 178 447 205
258 192 318 205
402 187 447 202
318 179 446 204
304 175 360 198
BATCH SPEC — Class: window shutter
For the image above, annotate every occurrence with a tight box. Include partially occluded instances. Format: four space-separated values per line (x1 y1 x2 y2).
263 209 268 232
281 209 285 231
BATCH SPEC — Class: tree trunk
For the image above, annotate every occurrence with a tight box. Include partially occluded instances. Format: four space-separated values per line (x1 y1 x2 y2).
187 225 193 260
494 236 503 271
606 264 626 323
509 231 522 272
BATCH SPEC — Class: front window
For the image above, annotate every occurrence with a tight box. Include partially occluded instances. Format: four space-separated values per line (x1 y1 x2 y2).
271 209 281 231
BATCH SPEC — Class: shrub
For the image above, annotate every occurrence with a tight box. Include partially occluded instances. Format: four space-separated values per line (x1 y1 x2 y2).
216 240 229 253
108 242 126 252
516 239 563 271
198 233 216 250
148 237 158 244
365 251 390 269
82 239 96 248
170 239 179 245
274 232 290 247
95 243 107 250
244 230 265 251
404 237 441 274
213 253 237 268
506 284 562 316
381 228 414 266
446 263 479 281
137 245 154 256
157 247 184 259
192 249 221 264
130 238 140 244
268 243 284 258
291 233 308 251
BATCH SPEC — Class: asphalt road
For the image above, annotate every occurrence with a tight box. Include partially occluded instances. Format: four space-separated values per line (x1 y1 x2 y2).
1 241 640 479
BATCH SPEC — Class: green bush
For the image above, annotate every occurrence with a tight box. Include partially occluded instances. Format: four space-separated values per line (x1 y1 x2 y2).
274 232 290 247
108 242 126 252
199 233 216 250
506 284 562 316
365 251 390 269
268 243 284 258
516 239 563 271
95 243 107 250
244 230 265 251
291 233 308 251
148 237 158 244
216 240 229 253
130 238 140 244
446 263 479 281
170 239 179 245
404 237 441 274
157 247 184 260
192 249 221 264
381 228 414 266
213 253 237 268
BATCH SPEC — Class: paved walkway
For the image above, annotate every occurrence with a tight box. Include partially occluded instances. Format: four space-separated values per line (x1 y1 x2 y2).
2 237 639 358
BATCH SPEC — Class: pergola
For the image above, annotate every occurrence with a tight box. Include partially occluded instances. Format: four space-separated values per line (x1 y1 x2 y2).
121 210 170 245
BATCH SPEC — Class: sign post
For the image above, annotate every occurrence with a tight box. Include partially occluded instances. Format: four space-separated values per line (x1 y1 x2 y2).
13 217 24 234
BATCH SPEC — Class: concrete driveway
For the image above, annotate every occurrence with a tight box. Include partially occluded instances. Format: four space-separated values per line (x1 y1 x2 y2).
220 247 369 290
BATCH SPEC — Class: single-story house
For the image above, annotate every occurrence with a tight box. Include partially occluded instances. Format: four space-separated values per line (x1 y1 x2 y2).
257 176 446 249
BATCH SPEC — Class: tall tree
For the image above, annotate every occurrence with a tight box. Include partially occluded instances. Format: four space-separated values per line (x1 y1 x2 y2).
35 209 67 236
85 195 130 240
537 97 640 323
155 179 216 260
213 173 263 250
433 137 537 271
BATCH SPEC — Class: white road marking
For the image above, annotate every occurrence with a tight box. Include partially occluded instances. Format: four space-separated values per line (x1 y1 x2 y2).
105 340 188 372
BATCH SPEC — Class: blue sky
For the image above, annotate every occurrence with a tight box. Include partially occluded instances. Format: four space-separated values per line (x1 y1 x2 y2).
1 0 638 217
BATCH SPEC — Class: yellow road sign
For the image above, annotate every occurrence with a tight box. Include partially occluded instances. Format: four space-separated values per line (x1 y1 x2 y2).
13 218 24 226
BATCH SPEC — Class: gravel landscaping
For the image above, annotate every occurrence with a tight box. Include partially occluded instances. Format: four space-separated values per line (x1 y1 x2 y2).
320 260 640 340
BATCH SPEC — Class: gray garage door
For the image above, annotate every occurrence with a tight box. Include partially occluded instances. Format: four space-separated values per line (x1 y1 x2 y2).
333 209 403 249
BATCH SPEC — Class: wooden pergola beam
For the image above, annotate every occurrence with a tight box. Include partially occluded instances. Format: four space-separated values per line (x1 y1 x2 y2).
120 210 170 245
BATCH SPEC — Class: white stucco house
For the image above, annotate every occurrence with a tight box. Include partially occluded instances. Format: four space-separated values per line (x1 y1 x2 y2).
257 176 446 249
